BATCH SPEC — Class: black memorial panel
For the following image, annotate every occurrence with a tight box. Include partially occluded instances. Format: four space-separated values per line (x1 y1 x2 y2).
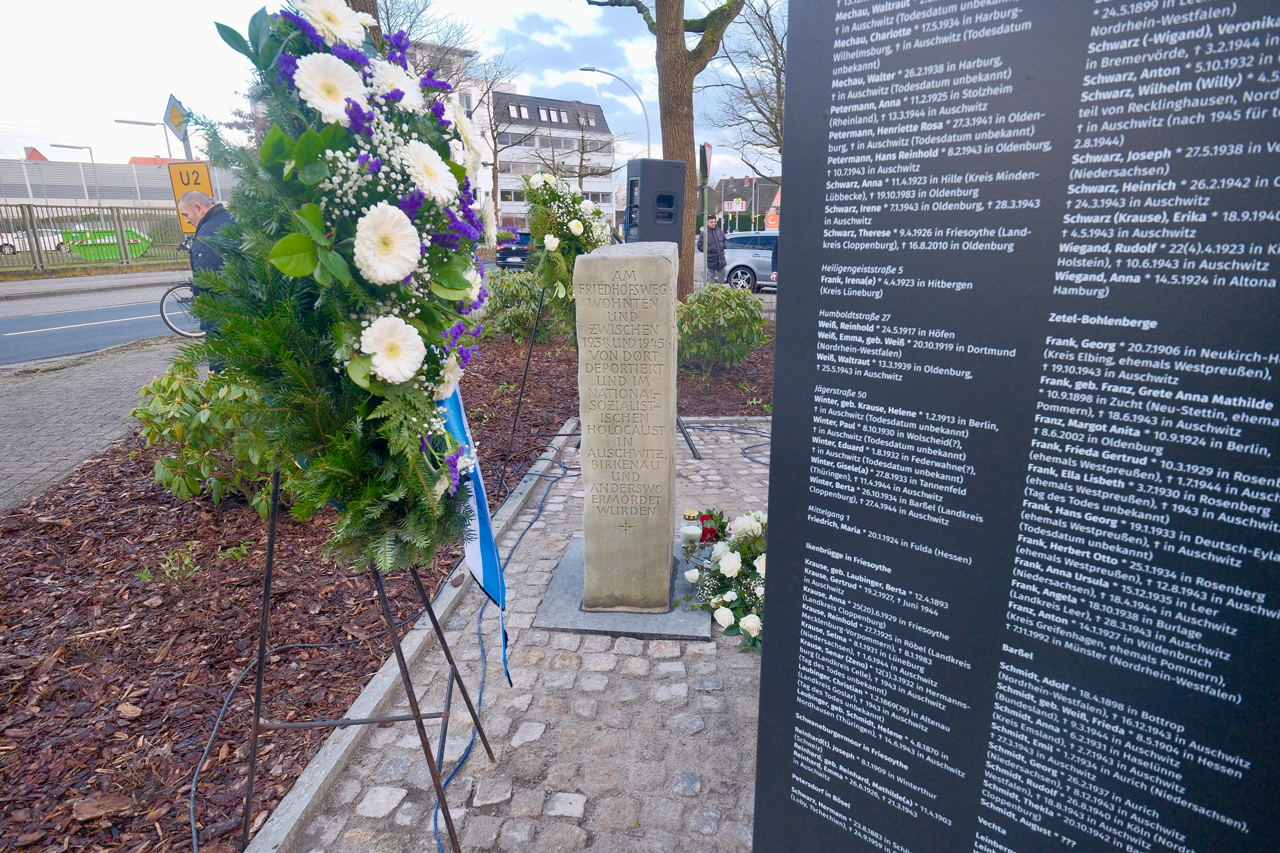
757 2 1280 852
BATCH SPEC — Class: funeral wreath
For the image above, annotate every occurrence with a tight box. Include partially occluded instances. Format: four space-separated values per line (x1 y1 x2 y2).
190 3 494 572
680 508 767 650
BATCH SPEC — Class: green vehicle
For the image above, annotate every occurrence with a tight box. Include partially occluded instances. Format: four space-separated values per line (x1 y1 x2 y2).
61 228 153 262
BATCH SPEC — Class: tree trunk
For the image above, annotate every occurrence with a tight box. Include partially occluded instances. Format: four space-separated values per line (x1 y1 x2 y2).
655 0 697 299
491 157 502 226
345 0 383 43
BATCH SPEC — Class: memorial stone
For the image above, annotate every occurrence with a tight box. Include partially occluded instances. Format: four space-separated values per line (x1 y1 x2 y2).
756 2 1280 851
574 242 679 612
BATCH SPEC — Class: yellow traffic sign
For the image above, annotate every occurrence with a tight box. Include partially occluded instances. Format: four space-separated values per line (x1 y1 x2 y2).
164 94 190 140
168 161 213 234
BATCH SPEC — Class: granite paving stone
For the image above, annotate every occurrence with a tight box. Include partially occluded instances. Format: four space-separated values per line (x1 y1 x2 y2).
283 423 768 852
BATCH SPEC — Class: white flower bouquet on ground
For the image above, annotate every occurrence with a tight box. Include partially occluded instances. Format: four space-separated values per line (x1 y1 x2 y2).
679 508 766 651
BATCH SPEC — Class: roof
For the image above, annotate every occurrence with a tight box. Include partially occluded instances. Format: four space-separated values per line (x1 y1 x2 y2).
493 93 612 135
128 156 175 165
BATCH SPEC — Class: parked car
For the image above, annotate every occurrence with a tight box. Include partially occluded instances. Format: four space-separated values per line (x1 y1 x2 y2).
0 229 71 255
495 231 533 269
722 230 778 292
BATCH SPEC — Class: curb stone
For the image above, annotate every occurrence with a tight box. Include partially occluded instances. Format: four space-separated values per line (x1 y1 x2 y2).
244 418 580 853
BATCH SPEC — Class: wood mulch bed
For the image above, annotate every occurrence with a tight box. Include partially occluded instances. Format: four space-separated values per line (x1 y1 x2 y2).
0 332 772 853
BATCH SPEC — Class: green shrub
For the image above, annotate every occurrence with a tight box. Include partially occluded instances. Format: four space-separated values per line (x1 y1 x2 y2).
131 366 274 515
484 268 576 343
677 284 769 376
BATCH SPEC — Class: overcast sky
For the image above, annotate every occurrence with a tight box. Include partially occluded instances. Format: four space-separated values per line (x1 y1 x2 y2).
0 0 768 182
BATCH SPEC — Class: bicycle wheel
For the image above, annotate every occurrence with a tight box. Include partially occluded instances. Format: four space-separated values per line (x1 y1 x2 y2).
161 283 205 338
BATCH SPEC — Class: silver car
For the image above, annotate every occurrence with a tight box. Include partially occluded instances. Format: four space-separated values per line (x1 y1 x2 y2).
722 230 778 292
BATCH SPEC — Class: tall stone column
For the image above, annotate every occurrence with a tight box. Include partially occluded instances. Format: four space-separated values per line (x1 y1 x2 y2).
574 243 679 612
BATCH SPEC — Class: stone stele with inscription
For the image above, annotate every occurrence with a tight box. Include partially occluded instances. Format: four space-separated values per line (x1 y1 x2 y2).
574 242 678 612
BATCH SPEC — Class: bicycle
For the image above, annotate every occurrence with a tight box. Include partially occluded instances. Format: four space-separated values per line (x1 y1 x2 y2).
160 282 205 338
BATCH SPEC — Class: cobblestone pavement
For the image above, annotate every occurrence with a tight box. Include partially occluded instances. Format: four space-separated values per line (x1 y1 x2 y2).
0 336 177 510
292 423 771 852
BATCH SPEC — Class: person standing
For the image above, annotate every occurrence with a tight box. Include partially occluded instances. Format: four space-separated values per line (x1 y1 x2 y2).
177 190 234 368
702 216 727 285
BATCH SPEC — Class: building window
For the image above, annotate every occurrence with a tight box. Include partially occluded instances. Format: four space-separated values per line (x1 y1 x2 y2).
588 117 596 127
585 192 613 204
508 103 517 118
499 189 527 203
459 93 472 110
520 105 529 119
538 107 549 121
560 110 569 123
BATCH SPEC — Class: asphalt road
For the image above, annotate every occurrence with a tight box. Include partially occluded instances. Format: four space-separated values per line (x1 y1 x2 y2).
0 298 192 365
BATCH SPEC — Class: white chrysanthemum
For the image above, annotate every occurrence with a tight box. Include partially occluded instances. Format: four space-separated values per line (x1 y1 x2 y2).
463 267 484 303
544 234 560 251
478 198 497 250
353 202 420 284
579 199 596 215
720 551 743 578
402 140 459 206
568 219 584 236
754 553 766 578
294 53 368 126
684 568 700 584
529 173 547 189
434 353 464 401
714 607 736 628
739 614 762 638
360 316 427 384
297 0 367 46
370 58 426 112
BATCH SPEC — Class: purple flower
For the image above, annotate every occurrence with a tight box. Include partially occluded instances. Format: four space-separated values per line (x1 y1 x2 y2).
276 53 298 88
368 156 382 174
430 100 450 127
420 70 453 94
420 240 428 256
431 231 462 252
276 10 324 49
345 98 375 138
399 188 427 221
331 43 370 69
443 207 480 242
445 446 469 495
456 346 477 369
387 30 412 69
381 88 405 105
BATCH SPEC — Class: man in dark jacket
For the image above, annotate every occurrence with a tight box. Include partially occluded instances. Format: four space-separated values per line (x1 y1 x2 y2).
178 191 233 368
698 217 728 284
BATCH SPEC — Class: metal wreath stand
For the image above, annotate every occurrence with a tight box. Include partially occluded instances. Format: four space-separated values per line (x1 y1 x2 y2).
239 471 493 853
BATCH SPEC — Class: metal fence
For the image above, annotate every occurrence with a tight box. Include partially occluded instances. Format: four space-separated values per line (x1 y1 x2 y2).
0 203 188 271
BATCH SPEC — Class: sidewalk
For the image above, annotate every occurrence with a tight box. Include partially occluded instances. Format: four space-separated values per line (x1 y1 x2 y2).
0 269 187 302
286 423 771 852
0 336 177 510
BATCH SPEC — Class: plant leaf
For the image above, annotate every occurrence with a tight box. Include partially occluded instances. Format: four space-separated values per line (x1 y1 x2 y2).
299 159 330 185
294 204 329 244
431 282 471 301
346 353 372 389
248 7 272 55
317 248 352 284
215 22 255 62
266 232 317 277
259 125 292 166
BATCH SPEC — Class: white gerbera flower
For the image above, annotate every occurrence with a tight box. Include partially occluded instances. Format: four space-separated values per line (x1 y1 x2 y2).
714 607 736 628
360 316 427 384
544 234 560 251
434 353 464 401
568 219 584 236
294 53 368 126
478 198 497 250
579 199 596 215
402 140 459 206
297 0 367 46
529 173 547 189
370 58 426 112
754 553 766 578
449 102 482 179
464 267 483 302
354 202 420 284
739 614 762 638
720 551 743 578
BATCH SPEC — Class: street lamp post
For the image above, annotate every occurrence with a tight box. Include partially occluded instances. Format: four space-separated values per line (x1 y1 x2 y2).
115 119 173 162
580 66 650 158
51 143 106 228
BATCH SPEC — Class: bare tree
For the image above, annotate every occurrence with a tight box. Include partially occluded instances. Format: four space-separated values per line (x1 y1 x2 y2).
467 53 537 222
701 0 785 178
527 111 620 192
586 0 744 298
